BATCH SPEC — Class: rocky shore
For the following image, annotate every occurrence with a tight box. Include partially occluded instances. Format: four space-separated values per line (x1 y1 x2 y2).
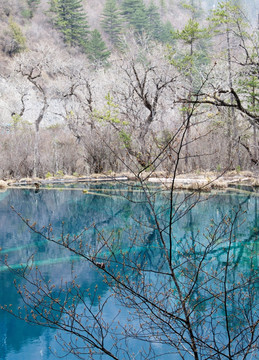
0 171 258 193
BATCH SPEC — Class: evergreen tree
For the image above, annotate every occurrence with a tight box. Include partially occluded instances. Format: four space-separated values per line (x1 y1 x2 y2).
121 0 140 22
146 2 163 40
159 0 166 13
177 18 206 53
87 29 111 65
179 0 203 19
22 0 40 18
169 0 210 75
170 7 209 170
161 21 176 43
8 17 27 54
209 0 249 164
173 18 209 75
28 0 40 12
121 0 147 34
49 0 89 48
131 5 147 34
26 0 40 19
101 0 122 47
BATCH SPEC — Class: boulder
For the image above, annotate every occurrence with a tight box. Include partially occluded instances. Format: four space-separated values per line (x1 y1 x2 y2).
0 180 7 189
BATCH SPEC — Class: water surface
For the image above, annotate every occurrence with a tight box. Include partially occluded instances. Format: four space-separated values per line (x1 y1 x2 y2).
0 184 258 359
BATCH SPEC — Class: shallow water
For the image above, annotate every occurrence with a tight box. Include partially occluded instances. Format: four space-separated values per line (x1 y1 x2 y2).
0 184 258 359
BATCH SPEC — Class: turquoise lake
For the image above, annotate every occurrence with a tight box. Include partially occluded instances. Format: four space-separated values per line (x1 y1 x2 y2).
0 184 258 360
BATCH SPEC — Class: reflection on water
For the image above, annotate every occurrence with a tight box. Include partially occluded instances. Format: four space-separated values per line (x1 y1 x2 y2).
0 184 258 359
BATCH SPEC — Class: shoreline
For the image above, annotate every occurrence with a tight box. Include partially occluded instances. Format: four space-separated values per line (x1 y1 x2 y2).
0 170 258 193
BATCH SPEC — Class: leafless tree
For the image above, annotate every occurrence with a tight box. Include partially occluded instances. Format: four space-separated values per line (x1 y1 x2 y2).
14 49 50 177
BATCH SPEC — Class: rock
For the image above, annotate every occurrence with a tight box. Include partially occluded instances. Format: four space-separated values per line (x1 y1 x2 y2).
0 180 7 189
19 177 33 183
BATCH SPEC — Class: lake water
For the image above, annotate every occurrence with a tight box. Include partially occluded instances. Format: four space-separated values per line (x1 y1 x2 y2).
0 184 258 360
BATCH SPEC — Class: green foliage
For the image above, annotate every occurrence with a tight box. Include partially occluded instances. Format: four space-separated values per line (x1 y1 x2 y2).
55 170 64 177
179 0 203 19
238 75 259 114
119 130 131 148
66 110 75 120
47 123 62 130
146 2 162 41
169 18 210 81
159 0 166 11
28 0 40 8
169 48 209 77
8 17 27 54
49 0 89 48
11 113 22 127
180 1 197 13
101 0 122 47
236 165 241 173
45 172 53 178
132 6 147 35
86 29 111 65
22 0 40 18
94 93 131 149
121 0 142 22
120 0 175 43
159 21 176 44
209 0 247 34
11 113 32 128
121 0 147 34
94 93 120 123
176 18 207 46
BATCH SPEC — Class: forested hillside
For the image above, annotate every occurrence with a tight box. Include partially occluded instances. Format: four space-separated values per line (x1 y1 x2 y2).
0 0 258 179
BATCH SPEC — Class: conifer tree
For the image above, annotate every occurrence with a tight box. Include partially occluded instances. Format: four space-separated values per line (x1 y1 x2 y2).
132 5 147 34
23 0 40 18
174 18 208 75
160 21 176 44
49 0 89 48
8 17 27 54
28 0 40 12
121 0 147 34
146 1 163 40
171 1 209 170
86 29 111 65
101 0 122 47
180 0 203 19
209 0 249 165
121 0 140 22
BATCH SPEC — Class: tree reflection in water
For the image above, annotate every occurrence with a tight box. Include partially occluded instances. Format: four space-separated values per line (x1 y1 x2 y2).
0 185 258 360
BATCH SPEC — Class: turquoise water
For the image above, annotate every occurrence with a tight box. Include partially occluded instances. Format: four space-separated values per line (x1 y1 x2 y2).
0 184 258 359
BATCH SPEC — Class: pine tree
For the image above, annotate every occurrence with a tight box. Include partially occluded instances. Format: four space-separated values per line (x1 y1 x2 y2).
121 0 139 22
86 29 111 65
28 0 40 12
131 5 147 34
169 0 210 75
209 0 249 164
101 0 122 47
21 0 40 19
179 0 203 19
159 21 175 44
146 2 163 40
22 0 40 18
170 5 209 170
172 17 209 77
8 17 27 54
49 0 89 48
121 0 147 34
